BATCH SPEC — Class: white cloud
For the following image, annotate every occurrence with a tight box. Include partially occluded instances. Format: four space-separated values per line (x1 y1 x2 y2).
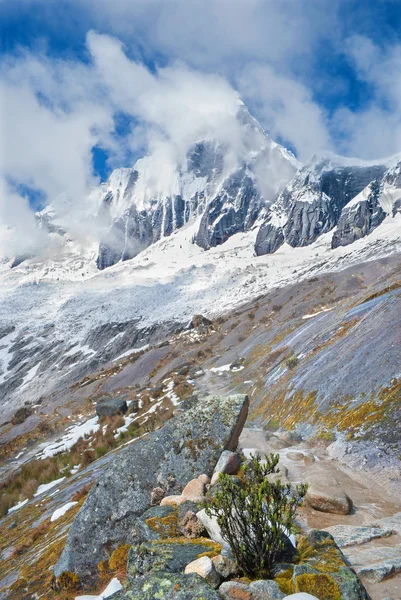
331 35 401 159
238 64 331 162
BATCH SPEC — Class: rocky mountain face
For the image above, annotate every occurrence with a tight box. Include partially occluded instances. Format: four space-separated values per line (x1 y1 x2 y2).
95 107 298 269
255 157 394 256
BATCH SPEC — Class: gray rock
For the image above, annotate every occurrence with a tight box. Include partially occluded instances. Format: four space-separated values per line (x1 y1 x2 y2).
324 524 393 548
54 393 248 577
356 559 401 583
249 579 285 599
108 572 223 599
219 581 252 599
211 450 242 485
212 554 238 579
332 179 386 249
95 397 128 417
127 539 218 578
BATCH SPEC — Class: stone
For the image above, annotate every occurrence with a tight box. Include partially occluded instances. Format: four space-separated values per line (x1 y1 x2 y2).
96 397 128 417
286 452 304 461
219 581 253 600
199 474 211 484
267 437 289 450
306 478 353 515
185 556 220 588
279 431 303 444
182 477 206 501
150 486 165 506
356 559 401 583
212 554 238 579
127 538 221 579
108 572 223 599
179 511 206 539
211 450 242 485
249 579 285 599
292 530 371 600
161 495 187 506
197 509 225 545
324 524 393 548
54 393 248 577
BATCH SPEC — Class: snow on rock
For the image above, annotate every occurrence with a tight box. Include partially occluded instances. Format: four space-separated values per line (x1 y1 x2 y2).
34 477 66 497
8 499 29 513
75 577 122 600
50 501 78 522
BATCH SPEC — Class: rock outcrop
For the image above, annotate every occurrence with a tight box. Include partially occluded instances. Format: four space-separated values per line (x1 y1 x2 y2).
54 393 248 577
255 155 387 255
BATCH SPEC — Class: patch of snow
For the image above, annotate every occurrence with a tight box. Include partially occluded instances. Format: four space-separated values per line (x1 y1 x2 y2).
38 417 99 458
114 344 149 361
34 477 66 497
8 499 28 513
302 307 333 320
50 501 78 522
210 363 232 373
75 577 122 600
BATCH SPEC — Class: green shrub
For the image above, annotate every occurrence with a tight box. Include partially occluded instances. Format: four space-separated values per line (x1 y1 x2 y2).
286 356 299 369
204 453 307 579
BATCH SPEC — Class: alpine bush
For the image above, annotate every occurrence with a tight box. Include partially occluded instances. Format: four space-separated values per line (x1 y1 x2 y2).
204 453 307 579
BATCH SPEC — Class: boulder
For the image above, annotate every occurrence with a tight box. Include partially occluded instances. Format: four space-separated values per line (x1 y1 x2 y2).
278 431 303 444
197 509 225 545
292 530 370 600
219 581 253 600
127 538 220 579
161 495 187 506
179 511 206 539
306 485 353 515
211 451 242 485
212 554 237 579
182 477 206 501
185 556 220 588
108 572 223 599
286 452 304 461
54 393 248 577
96 397 128 417
250 580 285 599
324 524 393 548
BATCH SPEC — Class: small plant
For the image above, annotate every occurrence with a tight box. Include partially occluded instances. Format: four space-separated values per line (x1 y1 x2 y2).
286 356 299 370
204 453 307 579
11 407 33 425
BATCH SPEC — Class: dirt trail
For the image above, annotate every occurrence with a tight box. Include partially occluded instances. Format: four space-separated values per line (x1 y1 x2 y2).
238 427 401 600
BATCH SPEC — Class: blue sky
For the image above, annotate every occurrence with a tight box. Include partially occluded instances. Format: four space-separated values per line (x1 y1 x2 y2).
1 0 401 212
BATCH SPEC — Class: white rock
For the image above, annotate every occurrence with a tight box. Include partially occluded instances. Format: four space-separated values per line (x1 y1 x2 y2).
196 508 225 545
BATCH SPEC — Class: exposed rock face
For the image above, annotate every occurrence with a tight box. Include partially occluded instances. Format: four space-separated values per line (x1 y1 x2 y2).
54 393 248 577
255 156 387 256
184 556 221 588
332 180 386 248
95 106 297 270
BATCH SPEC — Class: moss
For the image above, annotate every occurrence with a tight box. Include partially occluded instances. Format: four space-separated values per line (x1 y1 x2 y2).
275 567 295 595
55 571 80 591
295 572 341 600
108 544 131 572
